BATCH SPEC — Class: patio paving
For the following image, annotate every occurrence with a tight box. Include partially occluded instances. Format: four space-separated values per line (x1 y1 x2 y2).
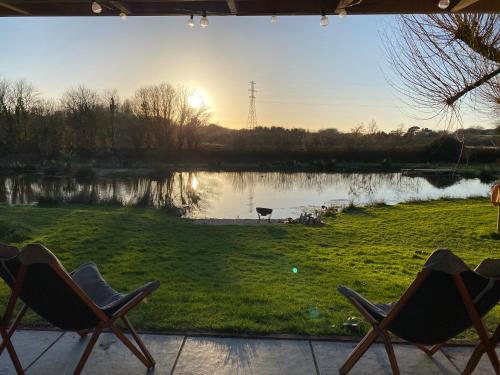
0 330 497 375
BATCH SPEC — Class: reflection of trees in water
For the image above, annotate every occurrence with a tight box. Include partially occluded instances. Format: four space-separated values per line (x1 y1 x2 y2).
224 172 425 203
423 175 462 189
0 173 217 215
227 172 340 193
346 174 424 204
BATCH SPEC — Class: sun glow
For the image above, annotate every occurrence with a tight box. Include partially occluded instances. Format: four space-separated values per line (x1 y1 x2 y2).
191 176 199 190
188 91 207 109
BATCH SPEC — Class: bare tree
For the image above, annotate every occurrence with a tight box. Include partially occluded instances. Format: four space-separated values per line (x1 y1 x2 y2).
103 89 119 153
62 85 101 154
184 105 210 150
12 79 38 146
385 14 499 123
175 86 193 150
366 120 379 135
157 83 176 149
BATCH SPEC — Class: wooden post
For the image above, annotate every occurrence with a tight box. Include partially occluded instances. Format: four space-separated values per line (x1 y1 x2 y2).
497 206 500 233
491 185 500 232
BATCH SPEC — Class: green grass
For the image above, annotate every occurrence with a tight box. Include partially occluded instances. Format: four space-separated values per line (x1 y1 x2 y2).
0 198 498 339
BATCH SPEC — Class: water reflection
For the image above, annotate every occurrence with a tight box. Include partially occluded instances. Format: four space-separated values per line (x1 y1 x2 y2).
0 172 491 219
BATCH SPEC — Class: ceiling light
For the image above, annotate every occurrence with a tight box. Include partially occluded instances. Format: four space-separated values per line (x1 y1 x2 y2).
438 0 450 9
91 1 102 14
271 15 277 24
119 12 127 20
338 9 347 18
188 14 195 27
320 11 329 27
200 11 209 28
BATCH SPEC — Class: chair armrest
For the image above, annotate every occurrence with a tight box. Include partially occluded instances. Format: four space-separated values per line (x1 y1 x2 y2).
337 285 391 322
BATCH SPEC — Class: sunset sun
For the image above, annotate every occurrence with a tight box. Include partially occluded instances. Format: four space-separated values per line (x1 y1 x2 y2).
187 91 207 109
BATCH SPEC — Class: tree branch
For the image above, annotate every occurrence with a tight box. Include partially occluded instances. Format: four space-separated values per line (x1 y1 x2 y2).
454 20 500 64
446 66 500 105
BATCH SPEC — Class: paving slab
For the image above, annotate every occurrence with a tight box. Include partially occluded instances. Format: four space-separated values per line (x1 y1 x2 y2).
172 337 317 375
441 346 500 375
0 330 498 375
0 330 64 374
9 331 183 375
312 341 461 375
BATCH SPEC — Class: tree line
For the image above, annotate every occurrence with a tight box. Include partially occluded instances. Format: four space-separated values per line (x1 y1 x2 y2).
1 77 498 164
0 78 209 159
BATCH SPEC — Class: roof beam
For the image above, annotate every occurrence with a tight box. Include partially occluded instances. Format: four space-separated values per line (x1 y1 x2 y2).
226 0 237 14
335 0 362 14
0 1 29 14
110 1 131 15
452 0 481 12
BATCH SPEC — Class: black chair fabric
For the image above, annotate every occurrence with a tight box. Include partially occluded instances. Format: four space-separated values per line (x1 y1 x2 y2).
338 249 500 345
71 262 160 317
0 244 159 330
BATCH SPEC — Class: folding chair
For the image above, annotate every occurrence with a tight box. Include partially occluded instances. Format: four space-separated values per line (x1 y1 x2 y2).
0 243 160 375
337 249 500 375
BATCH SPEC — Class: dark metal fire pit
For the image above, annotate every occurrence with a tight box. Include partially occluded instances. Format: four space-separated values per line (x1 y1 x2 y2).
256 207 273 222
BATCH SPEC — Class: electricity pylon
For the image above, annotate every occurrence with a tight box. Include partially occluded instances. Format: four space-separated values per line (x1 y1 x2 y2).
247 81 257 129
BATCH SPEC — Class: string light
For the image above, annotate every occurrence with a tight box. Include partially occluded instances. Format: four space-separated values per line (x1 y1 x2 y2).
119 12 127 20
438 0 450 9
188 13 195 27
91 1 102 14
200 11 209 28
320 10 329 27
338 9 347 18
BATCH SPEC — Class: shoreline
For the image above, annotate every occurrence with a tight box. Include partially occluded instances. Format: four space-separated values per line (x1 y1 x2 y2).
0 161 498 180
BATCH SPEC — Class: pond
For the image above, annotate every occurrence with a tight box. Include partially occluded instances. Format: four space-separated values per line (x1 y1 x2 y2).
0 172 492 219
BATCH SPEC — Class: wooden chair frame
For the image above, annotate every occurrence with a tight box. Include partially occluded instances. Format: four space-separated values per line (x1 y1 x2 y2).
0 262 156 375
339 269 499 375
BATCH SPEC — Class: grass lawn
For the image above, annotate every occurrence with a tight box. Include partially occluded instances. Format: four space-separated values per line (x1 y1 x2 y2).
0 198 498 339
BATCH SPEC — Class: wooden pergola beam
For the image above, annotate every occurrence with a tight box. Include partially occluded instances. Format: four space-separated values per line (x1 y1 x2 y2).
0 0 499 17
0 1 28 14
452 0 481 12
110 1 131 15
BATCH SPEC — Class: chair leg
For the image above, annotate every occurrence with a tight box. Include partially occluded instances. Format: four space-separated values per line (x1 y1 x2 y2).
0 326 24 375
454 275 500 373
463 325 499 375
339 328 379 375
121 316 155 366
428 343 444 356
108 322 153 369
380 330 400 375
415 342 444 357
468 318 499 373
73 326 102 375
0 304 28 356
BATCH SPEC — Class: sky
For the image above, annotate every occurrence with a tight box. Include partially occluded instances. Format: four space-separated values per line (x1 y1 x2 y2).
0 15 494 131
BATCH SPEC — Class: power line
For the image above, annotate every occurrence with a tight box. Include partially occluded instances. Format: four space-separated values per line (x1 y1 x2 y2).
247 80 257 129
